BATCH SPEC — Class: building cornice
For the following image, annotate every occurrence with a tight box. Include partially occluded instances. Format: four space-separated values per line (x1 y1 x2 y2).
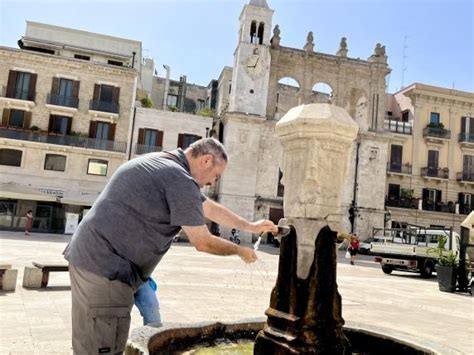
0 46 138 78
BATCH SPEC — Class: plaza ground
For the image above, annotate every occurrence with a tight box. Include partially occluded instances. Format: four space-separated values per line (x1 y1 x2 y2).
0 231 472 354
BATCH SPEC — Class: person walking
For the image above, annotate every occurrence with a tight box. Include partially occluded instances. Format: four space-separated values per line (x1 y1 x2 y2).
63 138 277 354
348 234 360 265
25 210 33 236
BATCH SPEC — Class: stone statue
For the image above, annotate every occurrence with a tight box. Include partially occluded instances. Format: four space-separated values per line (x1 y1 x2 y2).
336 37 348 57
368 43 388 63
304 31 314 53
271 25 281 48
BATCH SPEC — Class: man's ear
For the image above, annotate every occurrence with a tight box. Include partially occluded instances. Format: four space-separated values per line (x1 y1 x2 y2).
202 154 214 167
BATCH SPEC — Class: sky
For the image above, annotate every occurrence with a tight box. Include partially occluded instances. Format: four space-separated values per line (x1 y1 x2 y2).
0 0 473 93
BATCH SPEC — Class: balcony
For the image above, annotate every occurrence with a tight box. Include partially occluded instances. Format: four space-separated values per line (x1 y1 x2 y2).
134 144 162 155
458 133 474 148
423 125 451 140
420 167 449 179
47 93 79 109
384 119 412 135
0 126 126 153
386 197 460 214
456 172 474 183
387 162 412 175
89 100 119 114
0 85 36 109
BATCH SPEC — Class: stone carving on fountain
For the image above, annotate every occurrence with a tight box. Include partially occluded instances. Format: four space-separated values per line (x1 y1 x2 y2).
254 103 359 354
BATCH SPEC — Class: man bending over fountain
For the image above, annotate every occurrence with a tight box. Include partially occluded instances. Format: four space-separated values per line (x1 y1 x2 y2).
63 138 278 355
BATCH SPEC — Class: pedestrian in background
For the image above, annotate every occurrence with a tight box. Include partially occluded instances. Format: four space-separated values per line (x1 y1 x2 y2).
348 234 360 265
25 210 33 236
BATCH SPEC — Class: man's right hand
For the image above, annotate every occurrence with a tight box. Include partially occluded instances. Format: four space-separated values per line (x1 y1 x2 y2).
237 246 258 263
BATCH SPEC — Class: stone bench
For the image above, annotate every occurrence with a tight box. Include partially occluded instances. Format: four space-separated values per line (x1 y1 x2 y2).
23 262 69 288
0 264 18 291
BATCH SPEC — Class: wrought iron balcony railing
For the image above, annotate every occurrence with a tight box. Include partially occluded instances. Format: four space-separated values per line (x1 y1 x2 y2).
387 162 412 174
458 133 474 143
384 119 412 135
423 126 451 139
47 93 79 108
0 127 126 153
89 100 120 114
456 172 474 182
134 144 162 155
1 85 35 101
420 167 449 179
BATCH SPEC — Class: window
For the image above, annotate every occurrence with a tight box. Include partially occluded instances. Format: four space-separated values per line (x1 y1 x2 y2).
430 112 440 125
144 129 157 146
99 85 114 103
107 60 123 66
386 111 393 117
49 115 71 135
401 110 409 122
15 72 31 100
196 99 205 111
463 155 474 179
427 150 439 176
177 133 201 149
9 110 26 128
74 54 90 61
388 184 400 200
166 94 178 107
87 159 108 176
44 154 66 172
59 79 73 99
390 145 402 172
95 122 110 140
228 83 232 94
0 149 22 166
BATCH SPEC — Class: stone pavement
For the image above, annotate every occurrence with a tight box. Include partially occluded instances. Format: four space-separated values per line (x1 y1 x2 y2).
0 231 473 354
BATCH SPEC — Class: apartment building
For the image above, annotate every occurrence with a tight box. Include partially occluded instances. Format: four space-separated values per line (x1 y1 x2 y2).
385 83 474 230
0 22 138 233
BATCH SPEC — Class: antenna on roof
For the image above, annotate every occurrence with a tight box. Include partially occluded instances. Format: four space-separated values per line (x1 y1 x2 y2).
401 35 408 89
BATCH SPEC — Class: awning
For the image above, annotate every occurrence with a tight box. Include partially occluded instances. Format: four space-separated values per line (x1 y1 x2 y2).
0 182 58 202
60 196 96 207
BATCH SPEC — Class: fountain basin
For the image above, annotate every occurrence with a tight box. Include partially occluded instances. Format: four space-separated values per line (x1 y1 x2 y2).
125 318 459 354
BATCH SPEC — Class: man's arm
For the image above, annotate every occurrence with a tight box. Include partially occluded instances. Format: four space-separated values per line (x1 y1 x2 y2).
182 225 257 263
202 199 277 234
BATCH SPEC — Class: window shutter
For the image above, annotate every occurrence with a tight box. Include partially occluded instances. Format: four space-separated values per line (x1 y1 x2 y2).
72 80 80 99
108 123 116 141
422 188 429 201
436 190 442 203
177 133 184 148
156 130 164 147
48 115 55 132
51 77 60 96
6 70 17 97
93 84 100 101
23 111 32 129
2 109 10 126
461 116 466 134
137 128 145 144
88 121 97 138
112 87 120 104
66 117 72 135
458 193 464 209
29 74 37 101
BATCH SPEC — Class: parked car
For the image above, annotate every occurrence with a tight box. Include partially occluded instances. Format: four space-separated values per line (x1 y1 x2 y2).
359 236 389 254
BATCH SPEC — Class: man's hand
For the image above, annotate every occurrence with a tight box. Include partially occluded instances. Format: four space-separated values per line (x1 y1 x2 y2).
237 246 258 263
249 219 278 234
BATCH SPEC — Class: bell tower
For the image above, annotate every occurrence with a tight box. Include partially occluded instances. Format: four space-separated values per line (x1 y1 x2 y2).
229 0 273 117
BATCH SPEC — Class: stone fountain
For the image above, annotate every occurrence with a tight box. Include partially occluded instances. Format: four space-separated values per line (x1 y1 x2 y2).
125 104 452 355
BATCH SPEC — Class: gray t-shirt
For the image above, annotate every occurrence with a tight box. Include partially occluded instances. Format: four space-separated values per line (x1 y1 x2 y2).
63 149 206 289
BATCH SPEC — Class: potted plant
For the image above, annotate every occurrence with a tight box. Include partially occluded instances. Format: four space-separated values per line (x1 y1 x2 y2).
432 235 458 293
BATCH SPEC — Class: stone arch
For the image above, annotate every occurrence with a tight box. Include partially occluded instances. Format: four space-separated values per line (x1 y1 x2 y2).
275 76 301 119
310 82 333 104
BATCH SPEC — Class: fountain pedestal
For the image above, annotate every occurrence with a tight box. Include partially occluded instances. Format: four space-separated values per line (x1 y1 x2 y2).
254 104 358 354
